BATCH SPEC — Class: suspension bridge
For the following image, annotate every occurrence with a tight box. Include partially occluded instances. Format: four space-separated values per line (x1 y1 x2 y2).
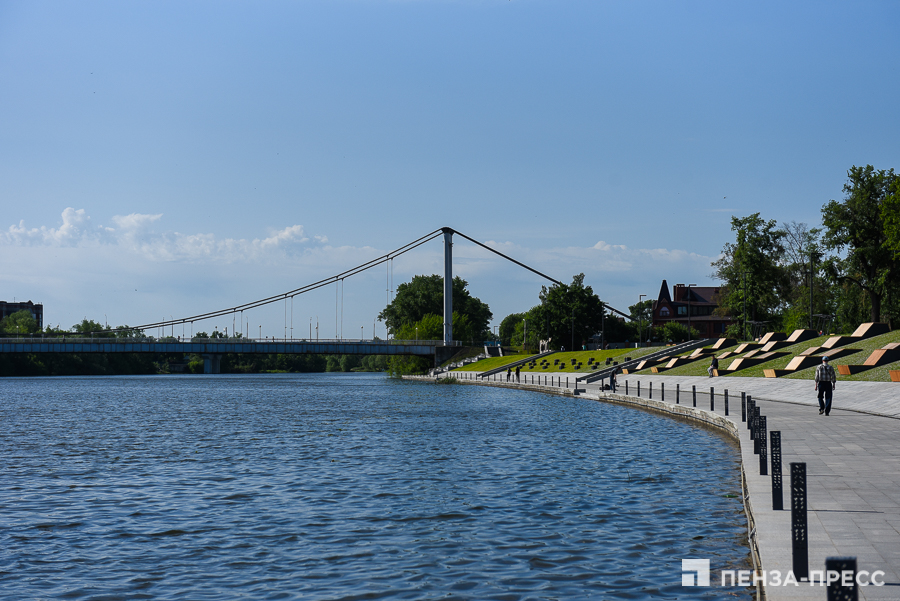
1 228 631 373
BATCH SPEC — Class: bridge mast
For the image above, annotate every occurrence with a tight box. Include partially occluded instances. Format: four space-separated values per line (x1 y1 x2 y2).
442 227 453 345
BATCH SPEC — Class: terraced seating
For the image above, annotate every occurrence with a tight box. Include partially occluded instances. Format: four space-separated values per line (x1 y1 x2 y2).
837 342 900 375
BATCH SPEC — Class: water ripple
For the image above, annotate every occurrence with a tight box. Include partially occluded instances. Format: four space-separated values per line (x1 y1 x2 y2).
0 373 751 600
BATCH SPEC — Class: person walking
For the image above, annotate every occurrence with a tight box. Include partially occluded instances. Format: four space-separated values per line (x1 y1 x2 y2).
708 355 719 378
506 367 511 382
815 356 837 415
610 368 618 393
515 365 521 383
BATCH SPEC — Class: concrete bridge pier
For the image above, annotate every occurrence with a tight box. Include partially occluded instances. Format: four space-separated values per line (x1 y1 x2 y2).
434 345 458 367
202 354 221 374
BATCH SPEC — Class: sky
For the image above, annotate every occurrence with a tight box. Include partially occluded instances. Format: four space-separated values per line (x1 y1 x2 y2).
1 0 898 339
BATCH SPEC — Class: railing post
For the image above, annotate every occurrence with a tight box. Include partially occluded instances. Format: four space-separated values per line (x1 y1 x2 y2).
692 385 696 407
741 391 746 422
626 380 628 395
661 382 665 401
724 389 729 416
825 557 857 601
637 381 641 397
676 383 680 404
649 382 652 399
791 462 809 581
771 431 783 510
710 386 715 411
759 415 768 475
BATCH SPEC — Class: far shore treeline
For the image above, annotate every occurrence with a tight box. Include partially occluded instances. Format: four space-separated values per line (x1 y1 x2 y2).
3 164 898 377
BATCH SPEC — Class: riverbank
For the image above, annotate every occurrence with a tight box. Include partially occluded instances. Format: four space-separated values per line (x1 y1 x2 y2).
411 372 900 600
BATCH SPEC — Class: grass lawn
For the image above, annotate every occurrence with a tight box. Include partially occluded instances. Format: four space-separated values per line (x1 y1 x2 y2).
782 329 900 382
450 352 532 372
649 344 741 377
453 347 660 373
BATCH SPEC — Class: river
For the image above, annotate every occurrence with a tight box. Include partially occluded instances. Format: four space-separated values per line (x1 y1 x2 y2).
1 372 750 599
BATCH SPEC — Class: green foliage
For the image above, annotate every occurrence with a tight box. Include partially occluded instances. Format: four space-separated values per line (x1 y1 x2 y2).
658 321 699 343
0 310 40 335
821 165 899 324
498 312 525 346
386 355 431 376
532 274 606 351
884 176 900 260
712 213 789 336
378 274 492 342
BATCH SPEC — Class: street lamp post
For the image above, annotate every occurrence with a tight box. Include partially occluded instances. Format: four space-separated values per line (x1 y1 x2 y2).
638 294 646 347
571 306 575 352
687 284 697 341
523 319 527 351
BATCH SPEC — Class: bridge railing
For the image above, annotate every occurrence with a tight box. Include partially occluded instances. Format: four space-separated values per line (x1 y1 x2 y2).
0 337 458 346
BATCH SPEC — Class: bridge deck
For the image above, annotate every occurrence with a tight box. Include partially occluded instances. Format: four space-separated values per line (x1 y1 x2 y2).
0 338 449 356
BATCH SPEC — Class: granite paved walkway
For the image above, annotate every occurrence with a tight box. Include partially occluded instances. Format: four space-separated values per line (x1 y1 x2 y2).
449 370 900 600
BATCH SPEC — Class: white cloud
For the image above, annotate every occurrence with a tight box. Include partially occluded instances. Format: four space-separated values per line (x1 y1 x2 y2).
2 208 324 264
3 207 90 246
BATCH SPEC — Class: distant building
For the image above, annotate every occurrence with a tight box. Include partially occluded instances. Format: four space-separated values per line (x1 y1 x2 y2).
0 300 43 330
652 280 732 338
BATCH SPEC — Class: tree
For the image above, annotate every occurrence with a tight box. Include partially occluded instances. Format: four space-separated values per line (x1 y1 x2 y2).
821 165 898 323
378 275 492 342
712 213 788 337
498 312 525 346
882 174 900 259
533 274 605 351
0 310 39 335
628 299 653 342
778 221 827 331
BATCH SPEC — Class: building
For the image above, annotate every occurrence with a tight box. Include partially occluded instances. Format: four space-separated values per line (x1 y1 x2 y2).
651 280 732 339
0 300 43 330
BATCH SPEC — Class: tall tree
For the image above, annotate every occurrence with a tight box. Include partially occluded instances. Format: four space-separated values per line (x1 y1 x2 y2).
711 213 788 336
498 312 526 346
821 165 898 323
378 274 492 341
533 274 605 351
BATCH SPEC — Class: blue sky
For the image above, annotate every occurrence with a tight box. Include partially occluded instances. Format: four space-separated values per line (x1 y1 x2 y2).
2 0 898 338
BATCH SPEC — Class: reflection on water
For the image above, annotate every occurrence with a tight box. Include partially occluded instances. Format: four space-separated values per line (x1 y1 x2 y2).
0 373 750 599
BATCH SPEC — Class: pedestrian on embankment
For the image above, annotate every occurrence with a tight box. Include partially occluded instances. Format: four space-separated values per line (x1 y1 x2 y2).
506 367 511 382
815 356 837 416
708 355 718 378
515 365 520 383
610 368 617 393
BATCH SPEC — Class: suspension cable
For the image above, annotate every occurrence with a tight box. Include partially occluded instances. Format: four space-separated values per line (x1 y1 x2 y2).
125 228 443 332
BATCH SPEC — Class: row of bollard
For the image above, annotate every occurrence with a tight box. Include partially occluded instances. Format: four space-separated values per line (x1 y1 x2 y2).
619 379 857 598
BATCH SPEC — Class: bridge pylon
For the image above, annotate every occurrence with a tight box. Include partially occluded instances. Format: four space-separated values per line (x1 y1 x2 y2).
442 227 453 346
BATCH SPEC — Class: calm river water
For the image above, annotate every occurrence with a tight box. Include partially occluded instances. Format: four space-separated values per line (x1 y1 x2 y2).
1 373 750 600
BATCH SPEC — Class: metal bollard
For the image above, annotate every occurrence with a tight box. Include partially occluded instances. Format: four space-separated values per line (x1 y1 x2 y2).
825 557 857 601
710 386 715 411
638 381 641 397
791 462 809 580
692 385 696 407
748 397 755 432
661 382 665 401
649 382 652 399
626 380 628 395
753 407 761 454
759 415 768 476
676 383 680 404
724 389 729 416
741 391 747 422
771 431 783 510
